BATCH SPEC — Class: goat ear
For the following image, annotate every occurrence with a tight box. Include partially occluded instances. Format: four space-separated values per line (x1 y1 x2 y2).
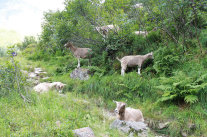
121 103 126 107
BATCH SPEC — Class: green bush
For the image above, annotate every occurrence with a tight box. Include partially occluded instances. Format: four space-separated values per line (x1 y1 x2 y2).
0 58 28 98
156 71 207 104
17 36 37 51
153 44 181 76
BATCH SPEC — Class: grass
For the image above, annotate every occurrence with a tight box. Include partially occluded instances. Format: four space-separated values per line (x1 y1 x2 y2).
1 53 207 137
0 91 126 137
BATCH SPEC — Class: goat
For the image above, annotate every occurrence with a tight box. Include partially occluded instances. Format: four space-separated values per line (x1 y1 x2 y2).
134 28 158 37
132 3 143 8
64 42 92 68
33 82 66 93
113 101 144 122
95 24 119 38
117 52 153 76
134 31 148 37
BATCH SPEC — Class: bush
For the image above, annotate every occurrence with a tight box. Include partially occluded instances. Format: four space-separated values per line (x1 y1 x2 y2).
156 71 207 104
0 58 28 98
153 44 181 76
17 36 37 51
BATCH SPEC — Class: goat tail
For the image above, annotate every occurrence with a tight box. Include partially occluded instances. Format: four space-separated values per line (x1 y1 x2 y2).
116 57 121 62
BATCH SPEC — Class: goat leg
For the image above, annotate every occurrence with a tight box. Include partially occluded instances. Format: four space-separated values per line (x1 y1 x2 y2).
138 67 141 75
121 68 125 76
77 58 80 68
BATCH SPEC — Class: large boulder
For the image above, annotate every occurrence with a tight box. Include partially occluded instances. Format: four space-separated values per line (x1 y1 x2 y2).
110 119 148 137
70 68 90 80
73 127 95 137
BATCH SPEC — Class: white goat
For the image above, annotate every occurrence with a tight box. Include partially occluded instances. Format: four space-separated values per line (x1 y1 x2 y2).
132 3 143 8
113 101 144 122
95 24 119 38
117 52 153 76
64 42 92 68
134 31 148 37
33 82 66 93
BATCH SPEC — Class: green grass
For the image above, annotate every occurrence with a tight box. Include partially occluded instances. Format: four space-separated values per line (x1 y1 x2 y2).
0 91 126 137
1 52 206 137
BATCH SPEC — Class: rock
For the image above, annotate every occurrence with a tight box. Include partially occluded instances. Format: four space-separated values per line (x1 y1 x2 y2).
28 72 37 78
110 119 148 136
34 68 47 75
73 127 95 137
42 77 49 80
181 131 187 137
55 120 61 128
70 68 90 80
21 70 28 75
34 68 43 72
158 122 170 129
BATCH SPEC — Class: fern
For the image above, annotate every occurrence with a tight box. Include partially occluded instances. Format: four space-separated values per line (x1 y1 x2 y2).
157 71 207 104
184 95 198 104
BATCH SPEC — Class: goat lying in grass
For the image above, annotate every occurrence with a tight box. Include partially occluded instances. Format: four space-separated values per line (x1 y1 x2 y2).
117 52 153 75
113 101 144 122
95 24 119 38
64 42 92 68
33 82 66 93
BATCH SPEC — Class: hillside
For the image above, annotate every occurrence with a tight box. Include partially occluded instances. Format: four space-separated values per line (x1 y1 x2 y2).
0 0 207 136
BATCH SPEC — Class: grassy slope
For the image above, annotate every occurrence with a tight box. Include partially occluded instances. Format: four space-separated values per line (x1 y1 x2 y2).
0 91 127 136
17 53 207 136
1 51 207 136
0 56 139 137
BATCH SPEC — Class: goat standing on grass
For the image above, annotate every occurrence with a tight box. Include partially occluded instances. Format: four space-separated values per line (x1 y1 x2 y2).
117 52 153 76
113 101 144 122
64 42 92 68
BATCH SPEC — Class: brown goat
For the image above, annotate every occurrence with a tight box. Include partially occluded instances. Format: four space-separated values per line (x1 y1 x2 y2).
64 42 92 68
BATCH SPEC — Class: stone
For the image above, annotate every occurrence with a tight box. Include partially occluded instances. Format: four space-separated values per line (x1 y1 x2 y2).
42 77 50 80
28 72 37 78
73 127 95 137
110 119 148 136
158 122 170 129
34 68 47 75
55 120 61 128
181 131 187 137
70 68 90 80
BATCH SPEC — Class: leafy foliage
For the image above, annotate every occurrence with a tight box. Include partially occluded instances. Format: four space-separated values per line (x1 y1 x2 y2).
153 44 181 76
156 71 207 104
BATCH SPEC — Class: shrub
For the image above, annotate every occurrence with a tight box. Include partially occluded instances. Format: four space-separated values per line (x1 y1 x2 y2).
153 44 181 76
17 36 37 51
156 71 207 104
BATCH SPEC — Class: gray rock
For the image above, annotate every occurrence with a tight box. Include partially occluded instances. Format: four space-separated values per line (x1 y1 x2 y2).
73 127 95 137
28 72 37 78
110 119 148 136
181 131 187 137
70 68 90 80
158 122 170 129
42 77 50 80
55 120 61 128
